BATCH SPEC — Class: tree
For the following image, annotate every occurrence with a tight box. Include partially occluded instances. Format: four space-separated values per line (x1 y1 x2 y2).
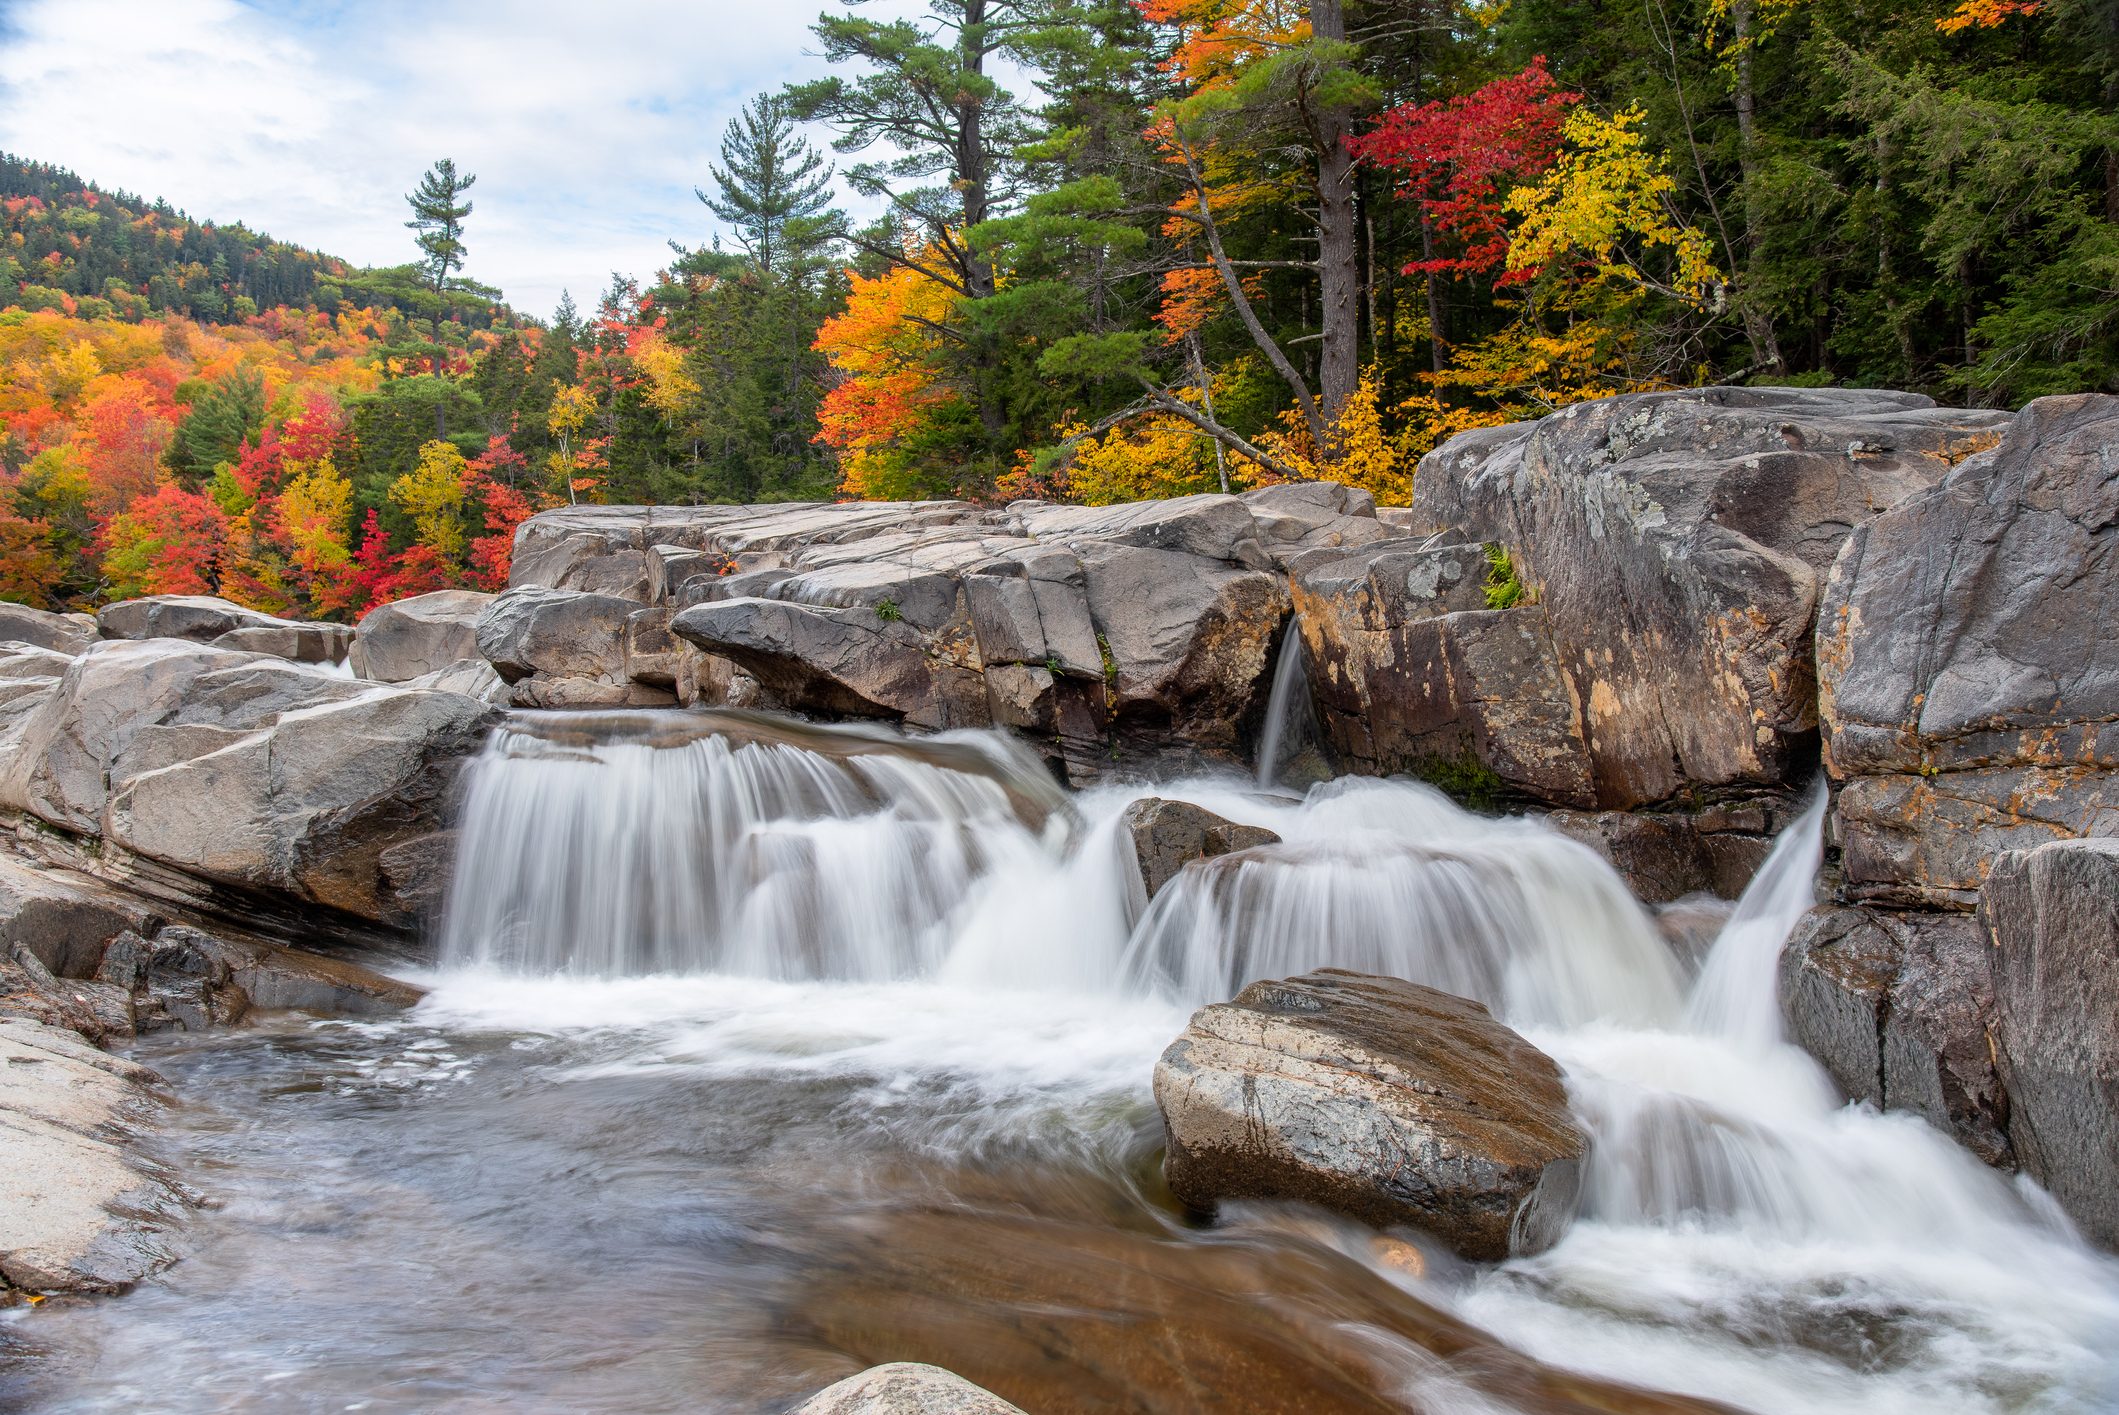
702 94 839 278
405 158 476 300
168 367 264 483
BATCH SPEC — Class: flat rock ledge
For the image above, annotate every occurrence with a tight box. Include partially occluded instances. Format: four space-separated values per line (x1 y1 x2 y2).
1154 968 1587 1262
788 1363 1025 1415
0 1017 184 1297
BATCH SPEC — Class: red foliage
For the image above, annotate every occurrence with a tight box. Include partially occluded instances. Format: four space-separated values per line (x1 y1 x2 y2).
1350 57 1577 284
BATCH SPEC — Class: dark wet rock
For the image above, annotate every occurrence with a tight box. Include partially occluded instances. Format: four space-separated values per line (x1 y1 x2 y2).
1292 540 1595 805
1121 797 1279 904
1980 838 2119 1246
1779 904 2011 1167
475 586 674 708
0 1017 181 1295
1154 968 1587 1261
0 603 95 655
351 588 495 682
787 1364 1026 1415
1818 394 2119 907
1409 386 2007 809
0 640 497 930
0 851 420 1041
1545 800 1784 904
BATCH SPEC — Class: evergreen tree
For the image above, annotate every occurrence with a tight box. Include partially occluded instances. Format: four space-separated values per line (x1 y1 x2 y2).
702 95 839 278
405 158 477 299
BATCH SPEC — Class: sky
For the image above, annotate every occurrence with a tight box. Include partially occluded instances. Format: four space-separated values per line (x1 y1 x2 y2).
0 0 899 319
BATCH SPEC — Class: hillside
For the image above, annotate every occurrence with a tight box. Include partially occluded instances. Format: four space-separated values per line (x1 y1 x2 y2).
0 154 513 330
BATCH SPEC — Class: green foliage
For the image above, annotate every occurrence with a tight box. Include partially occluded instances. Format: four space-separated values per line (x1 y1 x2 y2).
1483 544 1530 610
169 368 266 482
875 596 903 623
1416 752 1508 813
405 158 476 298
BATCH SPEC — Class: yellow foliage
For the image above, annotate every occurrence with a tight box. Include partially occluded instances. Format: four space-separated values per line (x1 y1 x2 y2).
278 457 354 575
1504 106 1721 303
1055 411 1225 505
389 441 468 561
630 330 699 418
548 381 595 438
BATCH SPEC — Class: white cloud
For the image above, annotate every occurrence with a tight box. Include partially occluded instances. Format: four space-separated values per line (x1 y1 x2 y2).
0 0 889 318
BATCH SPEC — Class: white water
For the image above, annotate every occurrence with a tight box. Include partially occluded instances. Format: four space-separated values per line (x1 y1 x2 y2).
424 711 2119 1413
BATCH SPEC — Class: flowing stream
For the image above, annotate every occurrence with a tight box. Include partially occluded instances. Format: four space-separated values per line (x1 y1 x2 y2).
6 709 2118 1413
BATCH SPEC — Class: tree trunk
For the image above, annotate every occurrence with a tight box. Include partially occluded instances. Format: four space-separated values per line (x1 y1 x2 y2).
1730 0 1784 374
958 0 995 302
1311 0 1360 428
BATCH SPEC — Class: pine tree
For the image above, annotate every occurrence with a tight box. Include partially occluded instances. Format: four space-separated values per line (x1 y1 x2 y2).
701 95 838 278
405 158 476 299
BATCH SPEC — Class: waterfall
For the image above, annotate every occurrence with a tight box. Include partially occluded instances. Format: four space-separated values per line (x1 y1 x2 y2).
438 710 1068 978
1253 629 1316 789
428 710 2119 1414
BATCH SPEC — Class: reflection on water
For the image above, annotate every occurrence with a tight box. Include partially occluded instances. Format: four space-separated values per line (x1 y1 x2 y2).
6 712 2119 1414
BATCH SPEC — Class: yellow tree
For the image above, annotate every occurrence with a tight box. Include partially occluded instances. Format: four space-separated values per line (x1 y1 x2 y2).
389 441 468 562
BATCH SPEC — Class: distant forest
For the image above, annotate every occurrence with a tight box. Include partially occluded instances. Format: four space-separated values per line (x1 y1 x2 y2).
2 0 2114 617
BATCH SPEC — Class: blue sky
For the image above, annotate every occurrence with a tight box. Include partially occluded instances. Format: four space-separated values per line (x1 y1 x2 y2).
0 0 894 318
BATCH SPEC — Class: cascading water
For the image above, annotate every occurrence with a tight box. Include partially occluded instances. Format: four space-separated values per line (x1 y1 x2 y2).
418 711 2119 1410
27 710 2117 1414
1254 629 1319 789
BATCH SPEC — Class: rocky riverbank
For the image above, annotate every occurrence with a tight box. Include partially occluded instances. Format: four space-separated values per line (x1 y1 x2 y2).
2 382 2114 1330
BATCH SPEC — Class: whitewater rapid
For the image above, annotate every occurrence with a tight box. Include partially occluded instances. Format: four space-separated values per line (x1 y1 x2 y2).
409 711 2119 1412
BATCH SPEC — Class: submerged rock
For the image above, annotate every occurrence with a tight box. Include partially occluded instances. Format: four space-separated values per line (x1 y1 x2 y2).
0 1017 182 1296
1980 838 2119 1247
1154 969 1587 1261
1122 797 1280 904
787 1364 1025 1415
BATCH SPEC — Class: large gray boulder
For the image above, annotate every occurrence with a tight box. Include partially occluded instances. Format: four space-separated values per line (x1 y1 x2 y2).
1154 969 1587 1261
95 595 350 664
1819 394 2119 908
672 596 987 730
1779 904 2011 1166
0 1017 181 1295
351 588 496 682
0 640 497 929
787 1364 1025 1415
95 594 279 643
525 492 1340 777
1292 533 1597 805
1979 838 2119 1247
1411 387 2009 809
0 602 95 654
475 586 673 708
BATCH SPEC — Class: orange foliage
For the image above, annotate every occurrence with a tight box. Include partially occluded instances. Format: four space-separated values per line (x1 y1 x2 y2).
1936 0 2039 31
812 255 967 499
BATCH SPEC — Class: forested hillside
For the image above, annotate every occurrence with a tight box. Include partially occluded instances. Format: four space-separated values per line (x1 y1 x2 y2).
2 0 2112 617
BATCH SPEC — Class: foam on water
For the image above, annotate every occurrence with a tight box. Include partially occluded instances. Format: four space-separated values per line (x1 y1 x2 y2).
413 710 2119 1413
